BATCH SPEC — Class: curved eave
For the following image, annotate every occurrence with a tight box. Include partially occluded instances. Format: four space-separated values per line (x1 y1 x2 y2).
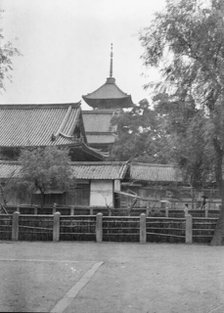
82 77 134 109
82 96 133 109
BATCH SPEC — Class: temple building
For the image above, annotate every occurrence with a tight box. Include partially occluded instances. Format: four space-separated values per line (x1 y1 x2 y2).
82 44 134 153
0 102 103 161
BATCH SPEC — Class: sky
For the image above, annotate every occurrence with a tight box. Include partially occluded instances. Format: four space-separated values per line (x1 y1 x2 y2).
0 0 166 109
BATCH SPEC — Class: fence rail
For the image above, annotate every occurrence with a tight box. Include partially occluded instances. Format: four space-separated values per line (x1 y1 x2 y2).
60 215 96 241
103 216 140 242
18 215 53 241
146 217 186 243
0 212 219 244
0 214 12 240
4 204 221 218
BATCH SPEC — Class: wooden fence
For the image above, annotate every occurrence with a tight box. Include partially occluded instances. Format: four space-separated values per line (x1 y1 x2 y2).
0 212 218 244
4 204 220 218
0 214 12 240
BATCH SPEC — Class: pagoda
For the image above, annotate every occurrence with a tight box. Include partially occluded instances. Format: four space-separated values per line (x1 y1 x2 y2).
82 45 134 153
82 44 134 110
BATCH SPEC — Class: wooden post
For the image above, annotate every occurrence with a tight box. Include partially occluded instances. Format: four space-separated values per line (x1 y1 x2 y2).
165 207 169 218
90 207 93 215
185 214 192 244
12 211 20 241
140 213 146 244
34 206 38 215
205 206 208 218
96 213 103 242
16 206 20 213
70 206 75 215
52 203 57 214
53 212 60 242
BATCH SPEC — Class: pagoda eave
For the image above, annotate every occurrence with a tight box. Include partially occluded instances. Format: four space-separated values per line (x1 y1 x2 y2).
82 96 133 109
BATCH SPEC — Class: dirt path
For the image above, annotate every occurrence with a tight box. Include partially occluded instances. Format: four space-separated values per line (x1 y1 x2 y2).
0 241 224 312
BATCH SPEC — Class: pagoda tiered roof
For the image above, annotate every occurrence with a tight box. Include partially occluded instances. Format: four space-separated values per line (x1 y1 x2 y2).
82 77 133 109
82 44 134 110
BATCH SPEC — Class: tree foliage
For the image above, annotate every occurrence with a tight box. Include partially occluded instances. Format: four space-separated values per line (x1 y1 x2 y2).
0 14 20 91
110 99 171 163
153 93 215 188
18 147 73 208
140 0 224 244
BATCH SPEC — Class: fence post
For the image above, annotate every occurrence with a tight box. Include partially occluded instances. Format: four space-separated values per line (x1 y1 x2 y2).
34 206 38 215
205 207 208 218
185 214 192 244
53 212 60 242
52 203 57 214
96 213 103 242
70 206 75 215
140 213 146 244
12 211 20 241
165 207 169 218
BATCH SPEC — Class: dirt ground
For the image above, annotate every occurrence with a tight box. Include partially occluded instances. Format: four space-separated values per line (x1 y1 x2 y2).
0 241 224 313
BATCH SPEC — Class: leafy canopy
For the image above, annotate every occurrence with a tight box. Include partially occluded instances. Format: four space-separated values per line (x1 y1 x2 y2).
110 99 171 163
0 14 20 91
19 147 73 195
140 0 224 187
139 0 224 244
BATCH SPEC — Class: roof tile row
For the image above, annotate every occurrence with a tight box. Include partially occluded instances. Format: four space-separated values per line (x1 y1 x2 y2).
0 103 81 147
0 161 182 182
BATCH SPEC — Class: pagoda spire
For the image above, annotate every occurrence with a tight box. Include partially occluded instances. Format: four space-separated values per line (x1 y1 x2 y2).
82 43 134 109
109 43 113 78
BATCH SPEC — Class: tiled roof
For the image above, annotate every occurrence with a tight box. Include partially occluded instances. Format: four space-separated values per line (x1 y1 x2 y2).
0 103 83 147
130 163 182 182
0 161 128 180
0 161 21 178
83 78 130 99
82 77 133 109
71 161 128 179
0 161 182 182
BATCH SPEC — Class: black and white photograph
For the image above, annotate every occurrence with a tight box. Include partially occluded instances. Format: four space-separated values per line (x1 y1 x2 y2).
0 0 224 312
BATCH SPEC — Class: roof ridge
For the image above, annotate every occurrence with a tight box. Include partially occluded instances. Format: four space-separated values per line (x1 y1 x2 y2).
0 160 21 165
52 105 73 140
131 162 178 168
70 161 126 165
82 109 117 114
0 102 81 110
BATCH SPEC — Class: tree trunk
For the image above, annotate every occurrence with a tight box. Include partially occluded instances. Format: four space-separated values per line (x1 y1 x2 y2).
210 191 224 245
211 138 224 245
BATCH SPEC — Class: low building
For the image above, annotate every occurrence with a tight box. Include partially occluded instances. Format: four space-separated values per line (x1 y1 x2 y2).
0 161 128 207
119 162 220 210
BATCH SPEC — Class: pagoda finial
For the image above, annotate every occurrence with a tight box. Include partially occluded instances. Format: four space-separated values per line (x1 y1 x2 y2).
109 43 113 77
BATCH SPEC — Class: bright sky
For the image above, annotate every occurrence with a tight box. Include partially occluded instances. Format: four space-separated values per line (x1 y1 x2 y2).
0 0 166 109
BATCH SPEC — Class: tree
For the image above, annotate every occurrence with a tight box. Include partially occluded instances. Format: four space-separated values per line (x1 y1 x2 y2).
110 99 172 163
17 147 73 208
153 93 215 188
0 15 20 91
139 0 224 244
